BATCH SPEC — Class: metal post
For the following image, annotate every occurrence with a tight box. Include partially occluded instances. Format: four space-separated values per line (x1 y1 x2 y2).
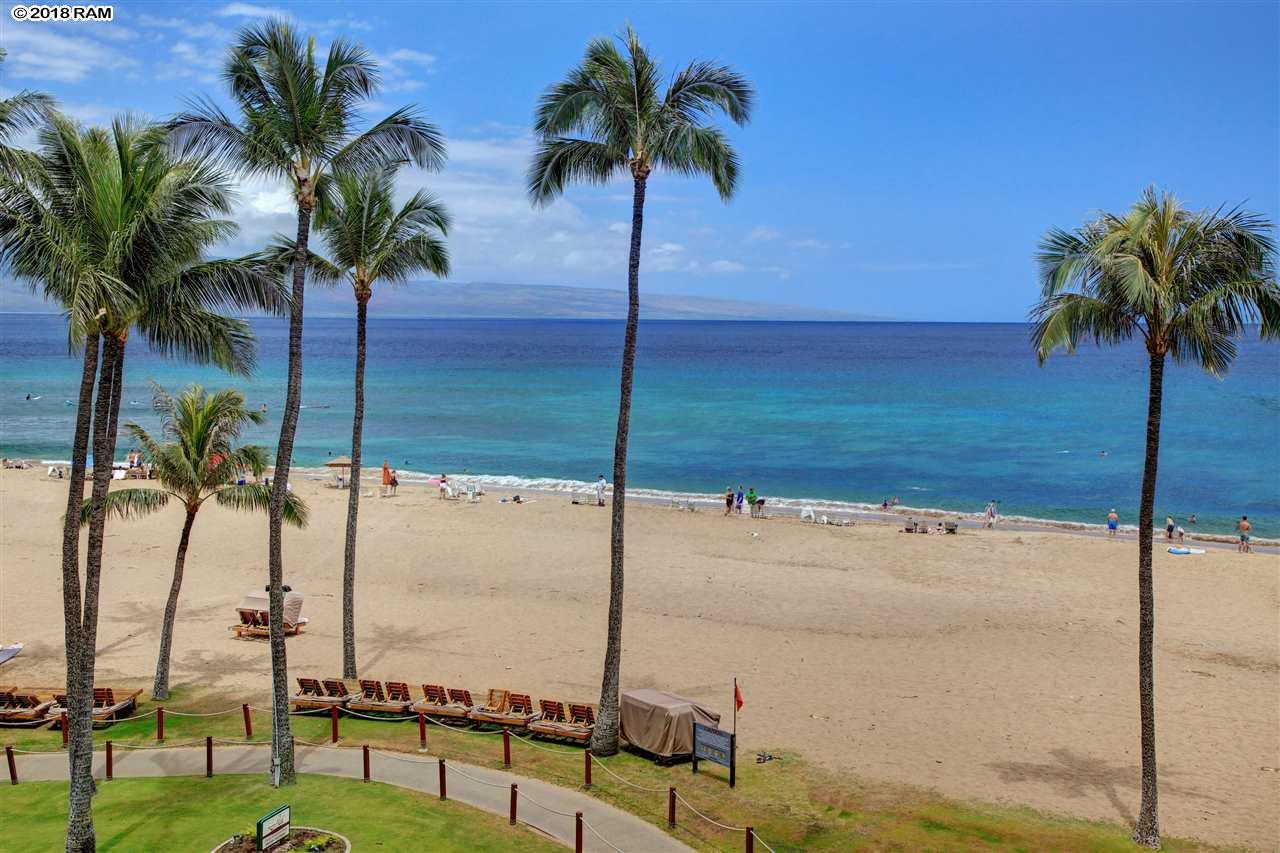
60 713 68 748
746 827 754 853
575 811 583 853
156 706 164 742
206 736 213 777
502 728 511 768
105 741 112 780
509 783 518 825
668 787 676 829
330 705 339 743
242 703 253 739
584 748 592 789
417 712 427 751
438 758 447 800
5 746 16 785
362 745 370 782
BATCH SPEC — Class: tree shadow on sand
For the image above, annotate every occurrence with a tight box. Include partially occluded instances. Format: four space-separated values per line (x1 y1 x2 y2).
987 748 1215 826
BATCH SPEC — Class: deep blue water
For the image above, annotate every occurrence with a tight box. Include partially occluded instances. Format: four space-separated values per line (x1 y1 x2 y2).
1 314 1277 536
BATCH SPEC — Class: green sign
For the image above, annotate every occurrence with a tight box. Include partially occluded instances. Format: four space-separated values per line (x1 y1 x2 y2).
257 804 291 851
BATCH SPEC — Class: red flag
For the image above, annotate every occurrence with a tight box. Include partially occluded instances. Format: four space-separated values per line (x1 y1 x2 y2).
734 680 744 711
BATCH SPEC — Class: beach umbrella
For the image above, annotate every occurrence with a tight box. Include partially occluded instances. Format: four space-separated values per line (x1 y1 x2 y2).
325 456 352 468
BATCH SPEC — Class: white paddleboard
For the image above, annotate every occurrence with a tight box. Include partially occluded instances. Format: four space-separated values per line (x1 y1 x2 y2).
0 642 23 666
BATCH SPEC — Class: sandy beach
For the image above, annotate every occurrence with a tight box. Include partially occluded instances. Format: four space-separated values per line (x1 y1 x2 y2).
1 467 1276 848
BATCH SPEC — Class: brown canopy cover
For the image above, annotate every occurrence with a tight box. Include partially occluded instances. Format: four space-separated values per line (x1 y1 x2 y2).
237 590 305 626
619 689 721 758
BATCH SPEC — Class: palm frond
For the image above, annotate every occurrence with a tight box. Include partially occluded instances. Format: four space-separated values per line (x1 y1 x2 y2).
79 487 170 526
527 138 622 206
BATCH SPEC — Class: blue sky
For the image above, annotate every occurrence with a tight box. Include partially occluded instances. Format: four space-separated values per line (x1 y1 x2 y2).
1 0 1276 320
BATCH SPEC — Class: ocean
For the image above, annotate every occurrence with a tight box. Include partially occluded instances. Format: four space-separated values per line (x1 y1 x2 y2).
1 314 1277 537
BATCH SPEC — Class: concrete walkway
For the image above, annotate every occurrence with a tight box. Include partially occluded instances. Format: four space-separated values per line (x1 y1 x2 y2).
8 742 688 852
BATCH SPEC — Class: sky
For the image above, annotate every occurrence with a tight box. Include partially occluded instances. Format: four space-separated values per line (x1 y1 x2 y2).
0 0 1276 321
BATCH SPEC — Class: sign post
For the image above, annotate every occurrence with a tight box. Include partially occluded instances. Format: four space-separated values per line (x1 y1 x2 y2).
256 804 291 851
692 722 736 788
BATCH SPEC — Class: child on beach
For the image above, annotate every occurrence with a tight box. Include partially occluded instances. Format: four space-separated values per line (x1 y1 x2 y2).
1107 508 1119 538
596 474 607 506
390 470 399 495
439 474 450 499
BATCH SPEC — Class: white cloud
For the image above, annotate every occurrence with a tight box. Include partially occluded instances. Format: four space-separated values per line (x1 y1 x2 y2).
648 242 686 272
216 2 288 18
2 27 139 83
790 238 829 250
607 222 629 235
709 259 746 274
748 225 780 241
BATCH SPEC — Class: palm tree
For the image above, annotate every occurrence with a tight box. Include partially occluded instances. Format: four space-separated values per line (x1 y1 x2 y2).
168 19 445 784
1032 188 1277 848
527 26 753 755
310 166 449 678
0 49 52 172
0 112 281 853
84 384 309 700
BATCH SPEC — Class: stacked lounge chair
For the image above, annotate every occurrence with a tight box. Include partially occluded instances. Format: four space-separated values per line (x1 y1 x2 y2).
290 677 359 712
410 684 473 722
348 680 412 715
0 688 54 726
468 689 539 728
529 699 596 743
51 687 142 725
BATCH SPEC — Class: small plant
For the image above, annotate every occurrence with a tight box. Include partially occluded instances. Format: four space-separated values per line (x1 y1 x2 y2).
304 835 335 852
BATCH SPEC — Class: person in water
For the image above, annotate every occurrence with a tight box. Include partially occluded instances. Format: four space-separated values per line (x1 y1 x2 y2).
1107 508 1119 538
1237 516 1251 553
1165 515 1175 540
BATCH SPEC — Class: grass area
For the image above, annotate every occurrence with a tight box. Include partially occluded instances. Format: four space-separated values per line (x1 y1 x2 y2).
1 685 1225 852
0 774 560 852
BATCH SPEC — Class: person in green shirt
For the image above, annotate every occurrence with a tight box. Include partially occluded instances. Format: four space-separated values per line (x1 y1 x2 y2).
745 487 758 517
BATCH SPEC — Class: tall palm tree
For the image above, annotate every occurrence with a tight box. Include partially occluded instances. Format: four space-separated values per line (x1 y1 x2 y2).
84 383 308 700
168 19 445 784
0 112 280 853
527 26 753 755
310 166 449 678
1032 188 1277 848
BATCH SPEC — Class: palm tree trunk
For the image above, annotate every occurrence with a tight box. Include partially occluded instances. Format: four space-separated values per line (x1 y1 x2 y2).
266 200 311 785
67 333 124 853
342 294 368 679
1132 350 1164 848
152 507 197 701
61 334 99 853
590 173 646 756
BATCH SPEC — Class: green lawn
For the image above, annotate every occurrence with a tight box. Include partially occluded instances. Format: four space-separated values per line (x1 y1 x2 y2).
1 687 1230 851
0 774 560 852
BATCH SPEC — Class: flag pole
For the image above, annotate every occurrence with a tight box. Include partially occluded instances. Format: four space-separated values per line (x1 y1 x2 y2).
733 677 737 735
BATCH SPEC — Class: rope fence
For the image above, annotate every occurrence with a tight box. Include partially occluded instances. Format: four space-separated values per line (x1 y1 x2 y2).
5 698 783 852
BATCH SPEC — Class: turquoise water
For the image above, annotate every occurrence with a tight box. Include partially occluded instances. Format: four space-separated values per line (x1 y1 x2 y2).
1 314 1276 536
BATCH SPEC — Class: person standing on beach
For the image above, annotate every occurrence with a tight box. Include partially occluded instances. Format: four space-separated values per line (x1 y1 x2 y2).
1175 524 1185 544
746 487 758 518
984 501 997 529
381 460 391 498
438 473 449 499
1165 514 1175 541
389 469 398 496
595 474 607 507
724 487 734 516
735 484 745 514
1107 508 1119 538
1237 516 1252 553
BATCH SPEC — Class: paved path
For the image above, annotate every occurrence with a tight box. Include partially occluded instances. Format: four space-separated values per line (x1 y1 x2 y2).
7 741 688 852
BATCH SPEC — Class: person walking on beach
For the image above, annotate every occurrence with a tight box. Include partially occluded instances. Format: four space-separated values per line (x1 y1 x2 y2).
1237 516 1252 553
1107 508 1119 538
389 469 399 496
746 487 759 518
724 487 734 516
735 485 745 514
984 501 997 529
595 474 607 507
1175 523 1185 544
381 459 391 497
438 473 450 499
1165 514 1175 541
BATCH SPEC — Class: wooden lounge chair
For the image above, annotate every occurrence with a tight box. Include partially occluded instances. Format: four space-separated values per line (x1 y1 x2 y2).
0 689 54 726
529 699 594 742
290 677 354 711
467 689 510 725
348 680 412 714
52 687 142 725
411 684 473 721
472 691 537 728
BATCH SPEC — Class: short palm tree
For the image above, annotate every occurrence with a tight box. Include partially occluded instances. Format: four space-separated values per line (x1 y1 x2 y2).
85 384 308 701
0 112 281 853
308 166 449 678
528 26 753 755
1032 188 1277 848
168 18 445 784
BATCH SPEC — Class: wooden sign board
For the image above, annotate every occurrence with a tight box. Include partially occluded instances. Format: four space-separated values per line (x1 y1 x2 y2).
257 804 291 851
692 722 736 787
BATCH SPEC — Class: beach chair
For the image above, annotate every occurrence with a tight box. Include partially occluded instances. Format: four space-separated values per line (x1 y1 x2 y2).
51 687 142 725
0 689 54 726
470 690 537 728
411 684 473 721
467 689 511 725
903 520 918 533
530 700 594 742
348 680 412 714
944 521 959 534
291 677 354 711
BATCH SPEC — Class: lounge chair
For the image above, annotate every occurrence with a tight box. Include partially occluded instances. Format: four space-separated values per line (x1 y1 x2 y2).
467 689 511 725
0 689 54 726
52 687 142 725
230 591 309 638
529 699 594 742
348 680 412 714
944 521 959 534
411 684 473 721
903 520 918 533
469 689 538 728
291 677 356 711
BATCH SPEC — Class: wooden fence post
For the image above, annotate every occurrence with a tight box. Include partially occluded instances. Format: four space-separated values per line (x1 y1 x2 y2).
509 783 518 825
242 704 253 739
